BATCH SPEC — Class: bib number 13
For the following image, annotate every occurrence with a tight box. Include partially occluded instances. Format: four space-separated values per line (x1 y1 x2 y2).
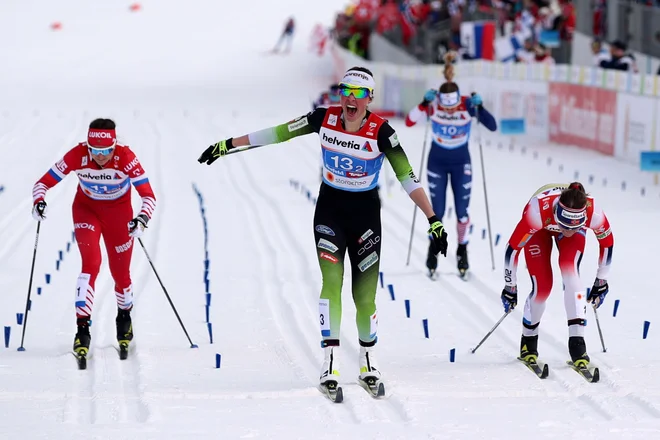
330 155 363 172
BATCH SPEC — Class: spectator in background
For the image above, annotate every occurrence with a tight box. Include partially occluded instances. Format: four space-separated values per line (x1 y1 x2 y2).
591 40 610 66
375 0 402 40
600 40 638 72
593 0 607 40
534 42 555 64
556 0 575 42
515 38 537 63
273 17 295 54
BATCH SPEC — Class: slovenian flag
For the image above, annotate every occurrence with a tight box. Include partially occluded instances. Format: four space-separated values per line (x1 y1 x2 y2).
460 21 495 60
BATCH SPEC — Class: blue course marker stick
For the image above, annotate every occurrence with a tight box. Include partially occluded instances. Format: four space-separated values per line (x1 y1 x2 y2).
208 322 214 344
449 348 456 363
423 319 429 338
613 299 620 317
405 299 410 318
4 326 9 348
215 353 222 369
643 321 651 339
387 284 395 301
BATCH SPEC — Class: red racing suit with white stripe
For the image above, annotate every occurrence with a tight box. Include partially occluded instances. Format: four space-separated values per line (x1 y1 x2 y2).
504 184 613 289
33 143 156 318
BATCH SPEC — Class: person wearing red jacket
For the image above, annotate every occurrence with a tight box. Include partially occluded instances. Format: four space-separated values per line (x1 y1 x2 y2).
501 182 613 370
32 118 156 359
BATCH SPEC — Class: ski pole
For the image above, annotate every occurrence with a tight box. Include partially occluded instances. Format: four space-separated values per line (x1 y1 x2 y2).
473 97 496 271
405 116 431 266
592 305 607 353
471 311 511 354
137 238 198 348
18 222 41 351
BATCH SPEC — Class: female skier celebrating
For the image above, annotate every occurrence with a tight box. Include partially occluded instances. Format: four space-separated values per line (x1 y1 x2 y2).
198 67 448 400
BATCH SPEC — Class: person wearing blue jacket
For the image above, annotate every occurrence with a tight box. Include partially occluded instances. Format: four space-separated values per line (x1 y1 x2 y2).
405 59 497 278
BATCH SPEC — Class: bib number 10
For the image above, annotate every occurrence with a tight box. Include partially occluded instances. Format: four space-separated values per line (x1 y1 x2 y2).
439 126 459 135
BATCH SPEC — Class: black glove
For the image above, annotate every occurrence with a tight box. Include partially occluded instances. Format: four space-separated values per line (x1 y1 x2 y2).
501 286 518 313
587 278 609 308
198 139 233 165
427 215 448 257
128 214 149 238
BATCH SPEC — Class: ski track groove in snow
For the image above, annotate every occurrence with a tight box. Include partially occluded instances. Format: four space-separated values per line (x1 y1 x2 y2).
376 199 614 421
214 126 359 424
235 155 411 423
239 133 413 423
376 136 660 422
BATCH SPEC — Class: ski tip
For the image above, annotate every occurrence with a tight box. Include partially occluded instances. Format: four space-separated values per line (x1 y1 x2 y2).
541 363 549 379
334 387 344 403
377 382 385 397
592 368 600 383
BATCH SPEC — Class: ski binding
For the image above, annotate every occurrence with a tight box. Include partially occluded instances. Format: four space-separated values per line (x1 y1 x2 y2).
358 376 385 398
319 381 343 403
566 360 600 383
517 357 549 379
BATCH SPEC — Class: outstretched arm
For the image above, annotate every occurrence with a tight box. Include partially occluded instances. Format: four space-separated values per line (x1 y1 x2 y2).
199 108 327 164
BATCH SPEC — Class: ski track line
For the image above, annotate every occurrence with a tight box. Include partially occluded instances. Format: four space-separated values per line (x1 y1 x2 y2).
230 152 374 423
64 116 162 426
233 138 411 424
431 231 660 420
378 163 658 421
202 121 353 423
469 273 660 419
297 123 657 420
377 202 614 421
221 156 356 424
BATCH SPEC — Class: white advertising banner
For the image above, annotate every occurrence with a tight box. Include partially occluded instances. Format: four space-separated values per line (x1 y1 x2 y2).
615 93 657 164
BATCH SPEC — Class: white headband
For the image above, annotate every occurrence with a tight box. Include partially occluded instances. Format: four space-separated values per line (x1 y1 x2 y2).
340 69 376 90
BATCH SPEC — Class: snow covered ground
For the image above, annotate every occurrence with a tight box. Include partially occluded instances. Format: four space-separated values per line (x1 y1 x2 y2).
2 1 660 439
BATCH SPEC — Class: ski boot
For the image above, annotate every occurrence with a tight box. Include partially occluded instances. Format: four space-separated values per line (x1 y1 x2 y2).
568 336 590 368
319 345 342 402
116 308 133 359
426 241 438 277
73 318 91 357
358 344 385 397
358 345 381 381
457 243 469 278
320 346 340 385
520 334 539 363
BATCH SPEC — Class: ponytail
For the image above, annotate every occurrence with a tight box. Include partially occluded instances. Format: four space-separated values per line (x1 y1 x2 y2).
443 51 456 82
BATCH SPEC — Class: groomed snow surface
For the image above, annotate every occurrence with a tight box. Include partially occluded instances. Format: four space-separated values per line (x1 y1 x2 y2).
1 1 660 439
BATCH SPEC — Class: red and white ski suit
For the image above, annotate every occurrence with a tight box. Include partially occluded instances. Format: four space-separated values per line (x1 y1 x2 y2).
504 184 613 337
33 143 156 318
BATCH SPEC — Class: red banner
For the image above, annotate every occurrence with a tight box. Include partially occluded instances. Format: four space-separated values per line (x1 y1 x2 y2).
548 82 617 155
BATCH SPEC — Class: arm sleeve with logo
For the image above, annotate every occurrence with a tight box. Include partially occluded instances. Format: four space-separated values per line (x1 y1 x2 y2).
246 108 327 146
504 199 543 287
377 122 422 195
588 200 613 280
32 146 81 203
124 147 156 220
